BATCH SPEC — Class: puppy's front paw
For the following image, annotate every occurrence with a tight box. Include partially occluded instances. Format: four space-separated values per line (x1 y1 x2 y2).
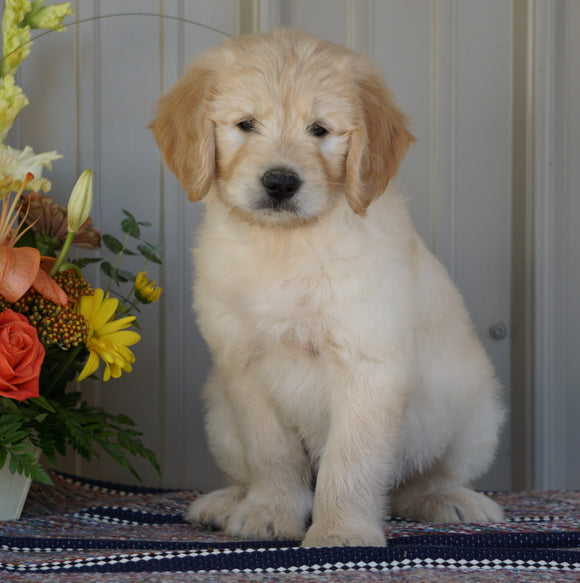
227 486 312 540
302 521 386 547
187 486 245 531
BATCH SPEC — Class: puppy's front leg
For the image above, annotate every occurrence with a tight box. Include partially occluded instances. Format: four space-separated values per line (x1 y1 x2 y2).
302 373 408 547
225 407 314 540
191 368 314 540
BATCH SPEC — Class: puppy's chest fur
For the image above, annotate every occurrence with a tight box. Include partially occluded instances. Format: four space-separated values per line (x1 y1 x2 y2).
203 233 355 360
196 198 417 363
195 208 392 426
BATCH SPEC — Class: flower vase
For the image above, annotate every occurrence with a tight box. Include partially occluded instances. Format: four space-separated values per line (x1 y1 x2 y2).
0 447 40 521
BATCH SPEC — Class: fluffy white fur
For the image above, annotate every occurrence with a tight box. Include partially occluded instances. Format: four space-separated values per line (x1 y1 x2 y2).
151 29 505 547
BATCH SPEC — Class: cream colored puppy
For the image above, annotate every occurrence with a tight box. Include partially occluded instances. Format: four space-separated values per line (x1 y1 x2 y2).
152 29 505 547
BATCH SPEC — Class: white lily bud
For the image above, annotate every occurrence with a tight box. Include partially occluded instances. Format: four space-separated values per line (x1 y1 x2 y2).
67 169 93 234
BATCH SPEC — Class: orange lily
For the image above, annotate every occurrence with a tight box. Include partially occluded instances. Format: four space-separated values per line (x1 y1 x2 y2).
0 173 68 306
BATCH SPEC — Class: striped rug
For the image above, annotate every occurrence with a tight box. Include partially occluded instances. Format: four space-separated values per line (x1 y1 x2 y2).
0 472 578 582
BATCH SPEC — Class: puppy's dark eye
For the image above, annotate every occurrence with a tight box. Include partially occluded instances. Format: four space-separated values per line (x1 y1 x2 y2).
309 124 329 138
237 119 256 133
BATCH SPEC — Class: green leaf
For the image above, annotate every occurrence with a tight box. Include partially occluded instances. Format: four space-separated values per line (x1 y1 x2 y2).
0 406 12 416
29 464 52 484
72 257 102 269
0 414 25 439
0 440 51 483
114 303 134 317
15 229 62 257
121 211 141 238
137 243 162 265
100 262 136 285
103 234 124 254
117 269 136 283
9 453 18 474
115 414 136 426
30 396 57 413
14 227 36 248
100 261 116 282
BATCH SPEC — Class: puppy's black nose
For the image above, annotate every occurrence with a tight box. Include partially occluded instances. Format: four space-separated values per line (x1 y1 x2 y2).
261 167 302 201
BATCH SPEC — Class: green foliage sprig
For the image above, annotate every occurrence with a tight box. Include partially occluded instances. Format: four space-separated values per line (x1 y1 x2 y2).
101 211 162 285
0 390 160 485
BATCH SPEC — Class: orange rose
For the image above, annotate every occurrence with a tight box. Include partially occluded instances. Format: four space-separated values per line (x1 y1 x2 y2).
0 310 45 401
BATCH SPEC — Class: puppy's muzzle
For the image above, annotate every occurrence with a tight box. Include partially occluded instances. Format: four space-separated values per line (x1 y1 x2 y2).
261 167 302 205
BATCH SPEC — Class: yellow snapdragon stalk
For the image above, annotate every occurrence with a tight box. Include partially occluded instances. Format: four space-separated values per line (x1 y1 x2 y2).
0 76 28 143
23 0 72 30
0 1 73 193
1 0 73 78
0 0 34 78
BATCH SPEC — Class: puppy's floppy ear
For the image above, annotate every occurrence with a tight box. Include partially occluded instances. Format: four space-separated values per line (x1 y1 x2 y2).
345 68 415 215
150 59 216 201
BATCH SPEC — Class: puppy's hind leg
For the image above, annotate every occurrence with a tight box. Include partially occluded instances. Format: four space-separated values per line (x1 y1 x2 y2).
390 473 504 524
391 389 505 524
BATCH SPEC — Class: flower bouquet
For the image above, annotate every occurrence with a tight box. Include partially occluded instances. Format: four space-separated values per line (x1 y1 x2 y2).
0 0 162 508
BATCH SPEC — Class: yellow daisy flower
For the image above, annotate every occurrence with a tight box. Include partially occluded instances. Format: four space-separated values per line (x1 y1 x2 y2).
134 271 162 304
75 288 141 382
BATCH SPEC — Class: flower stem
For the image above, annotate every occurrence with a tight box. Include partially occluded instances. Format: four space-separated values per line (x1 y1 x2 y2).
43 345 83 397
104 233 130 295
119 258 150 309
49 231 75 276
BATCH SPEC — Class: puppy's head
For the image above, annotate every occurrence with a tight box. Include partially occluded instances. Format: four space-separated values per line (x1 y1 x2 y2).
151 29 414 225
